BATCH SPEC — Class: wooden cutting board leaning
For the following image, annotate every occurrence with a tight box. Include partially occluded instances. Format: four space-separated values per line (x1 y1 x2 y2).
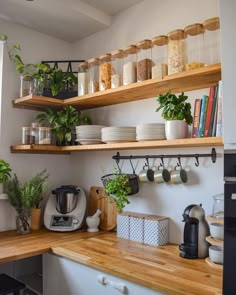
88 186 117 231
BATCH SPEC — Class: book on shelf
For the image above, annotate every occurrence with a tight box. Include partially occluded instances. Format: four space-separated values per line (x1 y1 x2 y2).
204 85 215 137
209 82 219 136
192 98 202 138
198 95 209 137
216 80 223 137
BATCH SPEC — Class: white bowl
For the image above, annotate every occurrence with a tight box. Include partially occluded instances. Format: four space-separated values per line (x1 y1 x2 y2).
209 245 224 264
209 223 224 240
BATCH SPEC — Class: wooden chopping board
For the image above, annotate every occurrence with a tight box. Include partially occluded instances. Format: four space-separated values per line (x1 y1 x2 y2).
88 186 117 231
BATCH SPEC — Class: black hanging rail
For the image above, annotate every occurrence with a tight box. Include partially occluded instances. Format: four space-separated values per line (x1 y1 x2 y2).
112 148 217 166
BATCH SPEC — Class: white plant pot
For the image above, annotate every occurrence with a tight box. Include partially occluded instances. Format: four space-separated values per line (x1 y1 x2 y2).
165 120 189 140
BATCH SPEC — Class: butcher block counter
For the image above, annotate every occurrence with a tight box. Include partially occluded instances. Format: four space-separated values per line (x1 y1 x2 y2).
0 230 222 295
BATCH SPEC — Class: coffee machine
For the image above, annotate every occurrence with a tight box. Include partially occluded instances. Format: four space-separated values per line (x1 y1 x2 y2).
44 185 87 232
179 204 210 259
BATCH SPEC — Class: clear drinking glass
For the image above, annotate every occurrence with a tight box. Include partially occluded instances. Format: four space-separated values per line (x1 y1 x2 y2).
212 193 224 218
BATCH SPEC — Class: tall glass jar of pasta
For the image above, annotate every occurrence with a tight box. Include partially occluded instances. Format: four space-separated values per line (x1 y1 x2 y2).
99 53 111 91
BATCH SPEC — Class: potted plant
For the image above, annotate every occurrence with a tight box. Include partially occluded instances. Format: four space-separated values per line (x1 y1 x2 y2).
0 160 12 194
6 170 49 233
156 91 193 140
36 106 92 146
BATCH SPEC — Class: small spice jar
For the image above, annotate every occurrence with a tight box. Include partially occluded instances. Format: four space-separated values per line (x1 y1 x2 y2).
151 35 168 79
184 23 205 70
167 29 187 74
38 127 52 145
136 40 153 82
203 17 221 65
99 53 111 91
123 45 138 85
78 62 89 96
88 58 99 94
111 49 123 88
20 75 34 98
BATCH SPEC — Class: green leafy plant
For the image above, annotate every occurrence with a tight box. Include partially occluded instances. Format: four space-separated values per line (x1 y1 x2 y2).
156 91 193 125
104 174 131 213
0 160 12 184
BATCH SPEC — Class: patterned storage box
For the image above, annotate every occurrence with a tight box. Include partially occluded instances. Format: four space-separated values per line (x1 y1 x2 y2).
144 216 169 246
129 215 145 243
117 213 130 240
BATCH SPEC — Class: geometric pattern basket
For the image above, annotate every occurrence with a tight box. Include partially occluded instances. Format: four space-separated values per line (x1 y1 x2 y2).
117 214 130 240
130 216 144 243
144 218 169 246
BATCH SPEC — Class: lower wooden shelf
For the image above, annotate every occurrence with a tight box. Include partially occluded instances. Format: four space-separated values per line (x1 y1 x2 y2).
11 137 223 154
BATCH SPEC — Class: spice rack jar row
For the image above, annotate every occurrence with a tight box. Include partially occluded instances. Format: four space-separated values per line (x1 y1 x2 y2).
77 16 220 96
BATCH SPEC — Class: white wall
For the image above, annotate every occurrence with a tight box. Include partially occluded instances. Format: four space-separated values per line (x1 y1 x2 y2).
0 19 73 231
70 0 223 244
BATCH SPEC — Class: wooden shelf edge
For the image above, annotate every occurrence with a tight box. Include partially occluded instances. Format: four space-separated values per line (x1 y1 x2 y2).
10 137 223 154
205 257 223 270
206 236 224 247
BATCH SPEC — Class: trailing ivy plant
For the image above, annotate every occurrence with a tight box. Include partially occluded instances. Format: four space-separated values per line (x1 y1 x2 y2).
156 91 193 125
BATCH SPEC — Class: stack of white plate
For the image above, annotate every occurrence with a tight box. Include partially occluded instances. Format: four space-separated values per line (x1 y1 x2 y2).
75 125 105 145
136 123 166 141
102 127 136 143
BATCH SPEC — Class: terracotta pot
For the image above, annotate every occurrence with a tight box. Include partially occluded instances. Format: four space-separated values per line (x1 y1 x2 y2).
165 120 189 140
31 208 42 230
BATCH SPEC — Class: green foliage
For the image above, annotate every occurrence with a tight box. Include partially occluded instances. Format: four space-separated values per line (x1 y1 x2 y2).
0 160 11 183
105 174 131 213
6 170 49 210
156 91 193 125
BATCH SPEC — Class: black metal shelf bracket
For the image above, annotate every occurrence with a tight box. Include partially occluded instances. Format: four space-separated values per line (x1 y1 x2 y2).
112 148 217 166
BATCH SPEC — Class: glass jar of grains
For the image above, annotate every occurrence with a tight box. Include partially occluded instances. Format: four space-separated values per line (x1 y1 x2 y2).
99 53 111 91
88 57 99 94
123 45 138 85
167 29 187 75
78 62 89 96
151 35 168 79
203 17 221 65
184 23 205 70
136 39 153 82
22 127 35 145
38 127 52 145
111 49 123 88
20 75 34 98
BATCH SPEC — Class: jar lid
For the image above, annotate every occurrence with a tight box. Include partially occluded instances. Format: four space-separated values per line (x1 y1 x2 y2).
31 122 41 128
167 29 186 40
184 23 205 36
78 62 88 67
111 49 123 59
38 127 52 131
204 17 220 31
136 39 153 50
152 35 168 46
99 53 111 62
123 45 138 55
88 58 99 65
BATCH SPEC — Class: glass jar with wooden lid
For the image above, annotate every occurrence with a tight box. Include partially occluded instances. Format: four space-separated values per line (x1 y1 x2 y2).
184 23 205 70
78 62 89 96
167 29 187 74
123 45 138 85
88 58 99 94
111 49 123 88
203 17 221 65
99 53 111 91
151 35 168 79
136 39 153 82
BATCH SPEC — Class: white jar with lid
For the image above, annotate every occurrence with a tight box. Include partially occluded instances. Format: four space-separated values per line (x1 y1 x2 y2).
88 58 99 94
151 35 168 79
136 39 153 82
78 62 89 96
123 45 138 85
111 49 123 88
99 53 111 91
38 127 52 145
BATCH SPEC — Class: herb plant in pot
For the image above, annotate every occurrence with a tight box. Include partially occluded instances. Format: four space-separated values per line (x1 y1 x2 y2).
0 160 12 194
156 91 193 140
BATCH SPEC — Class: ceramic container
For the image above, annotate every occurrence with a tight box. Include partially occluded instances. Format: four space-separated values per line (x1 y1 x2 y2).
209 223 224 240
209 245 223 264
165 120 188 140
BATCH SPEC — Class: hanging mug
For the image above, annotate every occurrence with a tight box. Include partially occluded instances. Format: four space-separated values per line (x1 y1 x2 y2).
154 165 171 183
138 164 157 183
171 165 188 184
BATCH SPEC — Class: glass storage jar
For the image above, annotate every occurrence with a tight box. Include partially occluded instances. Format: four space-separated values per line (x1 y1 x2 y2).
136 39 153 82
123 45 138 85
99 53 111 91
22 127 36 145
184 23 205 70
88 58 99 94
203 17 221 65
167 29 187 74
151 35 168 78
78 62 89 96
38 127 52 145
212 193 224 218
111 49 123 88
20 75 34 98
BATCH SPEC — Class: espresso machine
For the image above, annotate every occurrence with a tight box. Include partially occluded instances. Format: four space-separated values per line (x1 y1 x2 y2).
179 204 210 259
44 185 87 232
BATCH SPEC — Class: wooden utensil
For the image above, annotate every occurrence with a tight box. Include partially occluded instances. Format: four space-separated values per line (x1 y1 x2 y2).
88 186 117 231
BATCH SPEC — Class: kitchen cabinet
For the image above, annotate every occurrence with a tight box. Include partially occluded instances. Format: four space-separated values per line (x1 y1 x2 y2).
43 253 165 295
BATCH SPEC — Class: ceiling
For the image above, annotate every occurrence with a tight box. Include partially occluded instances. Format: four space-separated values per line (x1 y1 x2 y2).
0 0 143 42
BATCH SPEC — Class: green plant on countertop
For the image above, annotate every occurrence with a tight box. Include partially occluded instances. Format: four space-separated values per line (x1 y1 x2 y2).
156 91 193 125
0 160 11 184
104 173 131 213
36 105 92 146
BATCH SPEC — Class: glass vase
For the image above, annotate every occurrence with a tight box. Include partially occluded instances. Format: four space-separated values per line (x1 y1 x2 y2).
16 209 31 234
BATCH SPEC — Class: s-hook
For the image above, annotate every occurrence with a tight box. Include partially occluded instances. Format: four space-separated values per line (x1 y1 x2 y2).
129 156 136 174
177 156 182 167
115 152 121 173
195 155 199 167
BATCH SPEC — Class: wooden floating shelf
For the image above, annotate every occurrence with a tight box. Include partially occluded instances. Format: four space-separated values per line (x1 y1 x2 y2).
13 64 221 111
11 137 223 154
206 236 223 247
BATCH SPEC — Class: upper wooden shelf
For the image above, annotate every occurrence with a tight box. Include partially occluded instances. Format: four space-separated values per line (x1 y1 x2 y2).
11 137 223 154
13 64 221 111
